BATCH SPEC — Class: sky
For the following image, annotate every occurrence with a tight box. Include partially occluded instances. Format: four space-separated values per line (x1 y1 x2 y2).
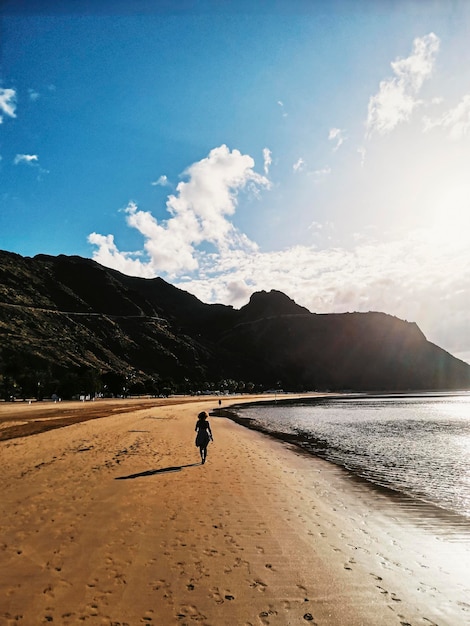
1 0 470 364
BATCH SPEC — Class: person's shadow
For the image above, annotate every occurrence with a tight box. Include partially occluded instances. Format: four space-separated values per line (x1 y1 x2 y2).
115 462 201 480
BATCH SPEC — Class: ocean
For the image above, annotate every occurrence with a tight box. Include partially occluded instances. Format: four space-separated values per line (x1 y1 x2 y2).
230 393 470 530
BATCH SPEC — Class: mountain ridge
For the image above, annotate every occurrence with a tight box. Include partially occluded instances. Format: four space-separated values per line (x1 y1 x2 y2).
0 249 468 398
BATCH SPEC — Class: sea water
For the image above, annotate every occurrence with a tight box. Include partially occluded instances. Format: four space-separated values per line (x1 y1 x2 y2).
232 393 470 524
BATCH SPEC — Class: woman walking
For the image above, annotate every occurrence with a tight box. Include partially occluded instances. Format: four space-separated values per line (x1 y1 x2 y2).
195 411 213 464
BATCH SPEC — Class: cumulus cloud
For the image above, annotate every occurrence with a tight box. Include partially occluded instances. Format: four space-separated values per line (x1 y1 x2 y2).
14 154 38 165
89 145 270 278
87 233 157 278
88 142 470 361
328 127 345 151
0 88 17 123
423 94 470 139
366 33 440 137
151 174 170 187
174 227 470 360
262 148 272 174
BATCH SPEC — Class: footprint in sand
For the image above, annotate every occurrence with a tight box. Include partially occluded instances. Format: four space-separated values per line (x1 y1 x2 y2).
113 573 127 586
2 613 24 625
87 602 99 615
203 548 218 557
258 607 278 625
208 587 224 604
43 584 55 598
344 557 356 570
416 582 437 594
141 609 155 622
249 579 267 592
150 579 173 601
176 604 207 621
194 561 210 578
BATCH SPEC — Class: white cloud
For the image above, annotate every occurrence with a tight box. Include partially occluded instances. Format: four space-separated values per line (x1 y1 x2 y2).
423 94 470 139
293 157 305 172
14 154 38 165
28 89 40 101
328 127 345 151
13 153 49 177
311 166 331 182
293 159 330 182
0 88 17 123
89 142 470 361
174 227 470 360
151 175 170 187
308 221 334 242
357 145 366 166
226 279 253 304
366 33 440 137
87 233 157 278
277 100 288 117
89 145 270 278
262 148 272 174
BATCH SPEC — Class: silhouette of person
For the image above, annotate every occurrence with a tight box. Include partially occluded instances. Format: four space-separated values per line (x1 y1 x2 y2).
195 410 213 464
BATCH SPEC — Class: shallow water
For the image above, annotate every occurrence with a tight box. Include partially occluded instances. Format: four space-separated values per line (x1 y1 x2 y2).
233 393 470 525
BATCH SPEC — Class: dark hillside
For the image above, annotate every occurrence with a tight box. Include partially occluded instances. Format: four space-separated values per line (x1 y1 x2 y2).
0 250 469 398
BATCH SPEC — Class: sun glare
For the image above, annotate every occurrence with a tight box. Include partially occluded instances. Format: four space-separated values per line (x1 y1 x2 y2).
425 183 470 246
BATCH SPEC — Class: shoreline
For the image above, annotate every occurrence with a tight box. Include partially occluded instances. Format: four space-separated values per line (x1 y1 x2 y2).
216 402 470 537
1 395 469 625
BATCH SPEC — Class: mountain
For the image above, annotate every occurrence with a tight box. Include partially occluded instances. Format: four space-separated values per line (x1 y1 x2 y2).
0 249 469 398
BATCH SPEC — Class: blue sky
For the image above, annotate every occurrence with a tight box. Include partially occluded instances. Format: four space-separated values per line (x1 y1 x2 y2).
1 0 470 364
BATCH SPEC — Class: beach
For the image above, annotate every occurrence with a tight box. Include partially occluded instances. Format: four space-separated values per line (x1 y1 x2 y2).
1 396 469 626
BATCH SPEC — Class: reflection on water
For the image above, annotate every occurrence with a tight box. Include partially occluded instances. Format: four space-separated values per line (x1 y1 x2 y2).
233 393 470 536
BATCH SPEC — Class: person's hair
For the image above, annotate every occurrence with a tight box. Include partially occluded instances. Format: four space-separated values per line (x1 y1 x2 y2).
198 411 208 420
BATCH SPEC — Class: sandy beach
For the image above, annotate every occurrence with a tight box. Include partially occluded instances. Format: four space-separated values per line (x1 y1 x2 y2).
1 396 469 626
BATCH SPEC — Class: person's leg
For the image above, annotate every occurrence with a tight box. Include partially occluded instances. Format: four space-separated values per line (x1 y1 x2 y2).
201 446 207 463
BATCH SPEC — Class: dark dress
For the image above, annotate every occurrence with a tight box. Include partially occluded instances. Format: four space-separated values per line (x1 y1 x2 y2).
195 419 211 448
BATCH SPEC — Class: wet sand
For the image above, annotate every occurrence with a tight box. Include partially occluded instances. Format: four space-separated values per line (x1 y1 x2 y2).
1 396 469 625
